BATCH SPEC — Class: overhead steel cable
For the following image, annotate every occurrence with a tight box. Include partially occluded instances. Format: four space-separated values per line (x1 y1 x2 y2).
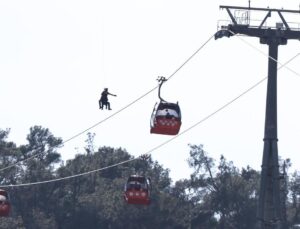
0 157 138 188
0 33 216 173
167 34 215 80
1 53 298 188
228 29 300 78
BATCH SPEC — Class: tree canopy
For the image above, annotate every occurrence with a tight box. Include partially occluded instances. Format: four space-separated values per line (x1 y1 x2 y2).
0 127 299 228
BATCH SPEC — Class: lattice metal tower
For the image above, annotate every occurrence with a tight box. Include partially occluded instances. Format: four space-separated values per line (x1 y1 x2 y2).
215 5 300 229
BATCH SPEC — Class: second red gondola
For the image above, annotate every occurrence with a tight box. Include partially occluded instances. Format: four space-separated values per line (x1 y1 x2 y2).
124 175 151 205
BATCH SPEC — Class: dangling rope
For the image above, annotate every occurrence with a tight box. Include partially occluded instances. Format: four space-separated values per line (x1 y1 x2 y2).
0 33 216 173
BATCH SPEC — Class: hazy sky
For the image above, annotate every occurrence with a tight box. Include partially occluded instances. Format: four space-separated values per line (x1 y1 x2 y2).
1 0 300 182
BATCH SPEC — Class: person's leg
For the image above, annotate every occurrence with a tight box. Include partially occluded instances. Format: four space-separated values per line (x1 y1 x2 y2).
102 101 107 109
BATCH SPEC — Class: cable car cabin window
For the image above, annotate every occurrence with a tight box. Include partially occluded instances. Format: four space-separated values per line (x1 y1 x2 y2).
156 108 179 118
124 176 151 205
157 102 181 117
127 176 146 184
150 102 182 135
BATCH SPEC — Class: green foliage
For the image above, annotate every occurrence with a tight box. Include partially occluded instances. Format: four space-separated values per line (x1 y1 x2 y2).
0 128 297 228
187 144 259 229
0 216 25 229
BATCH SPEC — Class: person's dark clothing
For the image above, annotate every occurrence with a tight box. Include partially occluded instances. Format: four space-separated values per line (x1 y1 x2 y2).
99 89 116 110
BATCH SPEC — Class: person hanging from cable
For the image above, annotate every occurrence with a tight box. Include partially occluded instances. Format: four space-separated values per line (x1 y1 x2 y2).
99 88 117 110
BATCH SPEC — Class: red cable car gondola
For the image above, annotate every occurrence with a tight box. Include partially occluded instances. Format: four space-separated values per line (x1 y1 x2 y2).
0 189 11 217
150 77 182 135
124 175 151 205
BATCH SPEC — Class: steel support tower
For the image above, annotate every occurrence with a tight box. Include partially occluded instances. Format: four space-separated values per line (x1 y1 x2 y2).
215 5 300 229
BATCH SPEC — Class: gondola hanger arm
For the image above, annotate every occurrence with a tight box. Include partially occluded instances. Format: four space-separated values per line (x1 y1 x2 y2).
157 76 167 102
